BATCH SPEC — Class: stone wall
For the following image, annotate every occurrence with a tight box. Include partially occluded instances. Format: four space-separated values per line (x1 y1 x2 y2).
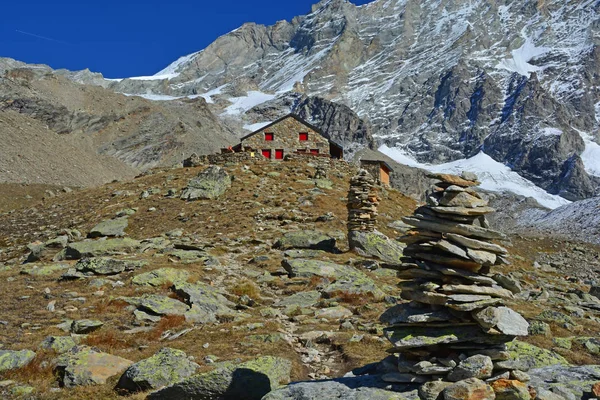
241 116 331 159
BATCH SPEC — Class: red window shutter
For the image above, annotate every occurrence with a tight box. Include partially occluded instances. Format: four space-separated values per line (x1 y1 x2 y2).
265 132 274 141
261 149 271 159
310 149 319 155
299 132 308 141
275 149 284 159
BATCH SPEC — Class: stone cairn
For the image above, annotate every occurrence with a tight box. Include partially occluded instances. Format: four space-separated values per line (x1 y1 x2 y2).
381 172 531 392
347 170 379 233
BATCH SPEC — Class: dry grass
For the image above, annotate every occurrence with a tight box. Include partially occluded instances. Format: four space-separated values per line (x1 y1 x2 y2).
83 328 137 351
331 291 374 306
144 315 187 341
230 280 261 298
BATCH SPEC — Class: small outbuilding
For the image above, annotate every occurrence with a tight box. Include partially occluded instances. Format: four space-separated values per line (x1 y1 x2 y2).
232 114 343 160
360 158 392 186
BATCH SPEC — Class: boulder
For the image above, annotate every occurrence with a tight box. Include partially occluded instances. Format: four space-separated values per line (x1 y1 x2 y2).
385 325 512 350
55 346 133 387
443 378 495 400
262 374 417 400
39 336 78 354
75 257 146 275
282 259 384 299
20 264 70 277
138 295 190 316
180 166 231 201
348 230 405 264
25 242 47 262
274 230 336 251
173 282 236 323
88 217 128 238
63 238 141 260
315 306 353 320
147 356 291 400
70 320 104 334
0 350 36 373
132 268 190 287
116 348 199 393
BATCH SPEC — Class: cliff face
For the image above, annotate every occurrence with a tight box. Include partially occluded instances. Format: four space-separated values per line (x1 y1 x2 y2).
104 0 600 199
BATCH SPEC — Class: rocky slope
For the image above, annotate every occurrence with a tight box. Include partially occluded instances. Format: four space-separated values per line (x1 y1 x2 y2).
0 159 600 399
106 0 600 200
0 58 237 187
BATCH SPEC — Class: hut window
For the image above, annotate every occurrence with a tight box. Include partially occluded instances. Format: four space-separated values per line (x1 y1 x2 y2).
310 149 319 155
265 132 274 141
261 149 272 159
275 149 284 159
299 132 308 141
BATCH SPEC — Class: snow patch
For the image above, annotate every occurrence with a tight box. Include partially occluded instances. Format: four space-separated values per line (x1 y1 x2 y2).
379 145 571 210
127 73 179 81
223 91 276 116
243 121 273 131
539 127 562 136
154 52 199 78
578 131 600 177
595 101 600 123
188 84 227 104
496 37 549 77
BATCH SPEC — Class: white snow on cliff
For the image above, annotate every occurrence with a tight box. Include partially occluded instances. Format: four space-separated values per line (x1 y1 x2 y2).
380 145 571 209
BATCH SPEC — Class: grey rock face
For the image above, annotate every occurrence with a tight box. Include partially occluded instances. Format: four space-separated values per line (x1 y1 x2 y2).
116 348 199 393
180 166 232 201
74 257 146 275
447 355 494 382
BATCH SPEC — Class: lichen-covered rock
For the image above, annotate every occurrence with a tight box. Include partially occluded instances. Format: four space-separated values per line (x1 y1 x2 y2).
39 336 78 354
314 306 353 320
88 217 129 238
132 268 190 287
275 291 321 310
138 295 190 316
62 238 141 260
506 341 568 370
0 350 36 373
282 258 385 299
529 365 600 399
147 356 291 400
70 319 104 334
173 282 235 323
348 230 405 264
75 257 146 275
55 346 133 387
274 230 336 251
116 348 199 393
180 166 231 201
491 379 531 400
443 378 495 400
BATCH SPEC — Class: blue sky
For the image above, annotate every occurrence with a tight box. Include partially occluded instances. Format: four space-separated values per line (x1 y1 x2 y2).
1 0 372 79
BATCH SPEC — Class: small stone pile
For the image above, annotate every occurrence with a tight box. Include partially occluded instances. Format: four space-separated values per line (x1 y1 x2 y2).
347 170 379 233
381 172 531 392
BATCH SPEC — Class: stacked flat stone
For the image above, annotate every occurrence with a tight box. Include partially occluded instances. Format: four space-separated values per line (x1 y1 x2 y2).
381 172 530 389
347 170 379 232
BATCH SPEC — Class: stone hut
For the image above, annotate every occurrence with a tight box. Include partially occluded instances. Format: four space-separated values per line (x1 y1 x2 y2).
233 114 344 160
359 159 392 186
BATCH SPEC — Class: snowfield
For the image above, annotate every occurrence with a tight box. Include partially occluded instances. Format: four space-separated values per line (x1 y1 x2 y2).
379 145 571 210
